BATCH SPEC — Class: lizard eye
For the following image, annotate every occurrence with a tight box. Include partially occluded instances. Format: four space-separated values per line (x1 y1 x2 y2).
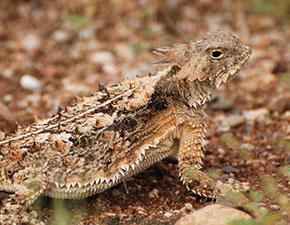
210 49 223 59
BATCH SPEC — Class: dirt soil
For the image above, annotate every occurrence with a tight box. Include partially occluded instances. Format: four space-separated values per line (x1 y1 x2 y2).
0 0 289 225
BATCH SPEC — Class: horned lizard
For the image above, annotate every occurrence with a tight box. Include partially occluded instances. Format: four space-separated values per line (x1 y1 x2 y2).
0 30 251 224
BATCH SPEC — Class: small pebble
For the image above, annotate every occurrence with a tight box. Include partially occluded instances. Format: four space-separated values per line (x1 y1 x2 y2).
29 210 38 218
240 143 255 151
218 148 225 155
179 207 187 216
115 43 134 60
162 204 169 210
103 63 118 75
20 33 41 52
231 162 238 167
2 68 13 78
164 212 173 218
20 74 42 90
268 93 290 113
243 108 269 123
136 206 147 215
282 111 290 120
104 212 116 217
250 160 261 169
3 94 13 102
90 51 114 64
79 27 95 39
118 214 127 220
148 188 159 198
270 204 280 210
220 174 230 180
211 98 233 110
176 204 252 225
26 94 41 105
222 115 245 127
185 203 193 211
51 29 70 42
111 189 121 197
223 166 238 173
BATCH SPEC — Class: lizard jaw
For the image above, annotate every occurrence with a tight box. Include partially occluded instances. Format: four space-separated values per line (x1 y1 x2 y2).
214 45 252 89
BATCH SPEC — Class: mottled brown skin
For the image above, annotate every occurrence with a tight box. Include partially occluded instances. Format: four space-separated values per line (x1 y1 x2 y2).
0 30 251 224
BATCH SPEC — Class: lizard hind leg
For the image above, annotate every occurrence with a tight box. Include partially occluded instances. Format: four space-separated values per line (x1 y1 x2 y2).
0 170 47 225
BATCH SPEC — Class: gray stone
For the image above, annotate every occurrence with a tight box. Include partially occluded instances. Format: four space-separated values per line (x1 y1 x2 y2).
175 204 251 225
223 166 238 173
20 74 42 90
164 212 173 218
211 98 233 110
243 108 269 124
222 115 245 128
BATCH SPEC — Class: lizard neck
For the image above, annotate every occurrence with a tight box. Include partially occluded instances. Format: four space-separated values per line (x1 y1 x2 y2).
186 80 216 108
155 66 217 109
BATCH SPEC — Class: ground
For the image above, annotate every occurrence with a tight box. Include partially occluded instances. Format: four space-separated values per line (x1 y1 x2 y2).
0 0 289 225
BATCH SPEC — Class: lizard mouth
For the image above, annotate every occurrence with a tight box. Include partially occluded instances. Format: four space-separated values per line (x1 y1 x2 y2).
214 46 252 88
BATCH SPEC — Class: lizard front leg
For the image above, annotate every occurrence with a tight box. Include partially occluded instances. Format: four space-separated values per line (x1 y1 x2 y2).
177 116 249 198
0 169 47 225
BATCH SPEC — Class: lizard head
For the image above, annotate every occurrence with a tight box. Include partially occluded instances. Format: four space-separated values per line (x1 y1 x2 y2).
154 30 252 89
188 30 252 88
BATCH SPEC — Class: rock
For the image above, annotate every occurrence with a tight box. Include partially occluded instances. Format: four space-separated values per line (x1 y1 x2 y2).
148 188 159 198
103 63 118 75
268 93 290 113
3 94 13 102
115 43 134 60
222 115 245 128
111 189 121 197
164 212 173 218
20 74 42 90
184 203 193 212
175 204 252 225
250 160 262 169
89 51 115 64
270 204 280 210
51 29 71 43
26 94 41 105
217 148 225 155
180 203 194 217
211 98 233 110
281 111 290 121
136 206 147 215
223 166 238 173
20 33 41 52
2 68 13 78
240 143 255 151
243 108 269 124
79 26 95 39
104 212 116 217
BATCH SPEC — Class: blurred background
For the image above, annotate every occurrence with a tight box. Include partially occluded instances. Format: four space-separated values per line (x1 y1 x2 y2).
0 0 289 224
